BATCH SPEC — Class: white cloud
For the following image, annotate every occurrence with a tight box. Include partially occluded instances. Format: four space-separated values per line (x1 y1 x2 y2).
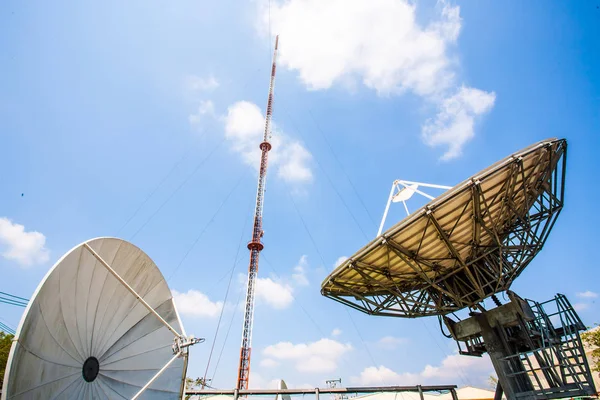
172 289 223 318
265 0 459 96
250 372 313 389
189 100 216 125
377 336 408 349
248 372 281 389
331 328 342 337
260 358 280 368
264 338 352 373
574 303 590 312
292 255 309 286
577 291 598 299
573 291 596 313
223 101 313 183
186 74 219 92
353 365 417 386
422 86 496 160
260 0 495 159
277 142 312 183
0 217 49 267
420 352 491 381
256 277 294 309
333 256 348 269
351 353 493 386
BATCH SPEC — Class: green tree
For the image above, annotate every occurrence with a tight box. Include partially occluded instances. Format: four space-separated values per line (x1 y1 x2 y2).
184 377 211 399
1 331 15 388
582 325 600 374
488 375 498 390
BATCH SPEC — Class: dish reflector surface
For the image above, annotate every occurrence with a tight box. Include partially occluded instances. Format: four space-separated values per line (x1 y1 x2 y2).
1 237 186 399
321 139 566 317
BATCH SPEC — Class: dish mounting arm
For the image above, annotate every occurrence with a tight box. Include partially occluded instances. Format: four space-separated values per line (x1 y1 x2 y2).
377 180 452 236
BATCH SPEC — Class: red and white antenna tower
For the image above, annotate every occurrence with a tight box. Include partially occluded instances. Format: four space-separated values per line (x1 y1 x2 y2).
236 35 279 391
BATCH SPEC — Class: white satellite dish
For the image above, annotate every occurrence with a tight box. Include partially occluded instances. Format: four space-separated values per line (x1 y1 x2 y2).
1 237 200 400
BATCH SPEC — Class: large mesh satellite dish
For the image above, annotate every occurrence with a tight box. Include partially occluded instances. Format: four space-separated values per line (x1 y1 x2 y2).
1 237 199 400
322 138 567 317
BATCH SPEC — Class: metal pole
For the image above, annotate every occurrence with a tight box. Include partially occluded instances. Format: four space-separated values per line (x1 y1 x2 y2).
474 313 521 400
450 388 459 400
378 181 397 236
316 388 320 400
417 385 424 400
398 180 452 190
187 385 458 396
83 243 182 338
132 352 181 400
237 34 279 391
493 383 503 400
396 181 436 201
402 201 410 216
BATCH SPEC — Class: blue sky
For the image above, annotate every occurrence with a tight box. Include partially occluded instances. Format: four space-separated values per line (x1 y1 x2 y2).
1 0 599 390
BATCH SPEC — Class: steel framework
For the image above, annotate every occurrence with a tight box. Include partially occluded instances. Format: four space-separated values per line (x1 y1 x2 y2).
444 292 596 399
236 35 279 390
322 139 567 318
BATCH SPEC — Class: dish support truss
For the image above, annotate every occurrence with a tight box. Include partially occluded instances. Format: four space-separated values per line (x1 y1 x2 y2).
444 292 596 400
324 140 567 317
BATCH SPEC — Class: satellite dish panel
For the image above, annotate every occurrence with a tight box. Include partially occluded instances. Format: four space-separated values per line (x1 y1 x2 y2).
392 183 419 202
1 237 187 400
276 380 291 400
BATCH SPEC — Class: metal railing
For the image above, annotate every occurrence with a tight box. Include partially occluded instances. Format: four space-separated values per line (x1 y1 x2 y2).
499 294 596 399
186 385 459 400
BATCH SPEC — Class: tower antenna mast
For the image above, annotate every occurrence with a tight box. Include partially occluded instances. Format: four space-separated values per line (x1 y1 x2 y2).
236 35 279 391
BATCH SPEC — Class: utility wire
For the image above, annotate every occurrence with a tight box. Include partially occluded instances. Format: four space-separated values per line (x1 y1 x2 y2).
121 65 265 241
213 257 246 287
0 291 29 302
265 252 379 369
261 254 327 338
0 298 27 307
307 110 378 229
166 173 245 282
418 318 472 387
0 320 16 335
277 98 467 383
278 104 369 240
117 63 265 240
211 287 245 384
344 308 378 367
130 137 226 241
274 106 379 364
280 184 378 366
117 150 192 236
0 291 28 307
202 197 253 387
284 188 327 271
